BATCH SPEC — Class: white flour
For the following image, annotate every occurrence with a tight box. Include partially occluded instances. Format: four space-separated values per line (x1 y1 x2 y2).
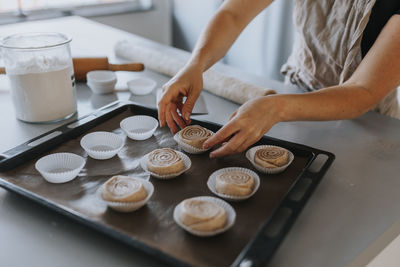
7 58 76 122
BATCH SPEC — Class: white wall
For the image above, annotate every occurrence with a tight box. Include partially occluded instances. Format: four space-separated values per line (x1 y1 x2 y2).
172 0 295 81
89 0 295 81
90 0 172 45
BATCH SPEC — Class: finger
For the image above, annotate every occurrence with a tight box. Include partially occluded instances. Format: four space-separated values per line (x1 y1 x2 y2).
176 99 191 124
179 106 191 124
171 108 187 129
236 128 267 153
157 99 166 127
165 104 178 133
157 93 172 127
181 91 200 121
203 121 239 149
161 83 171 93
229 110 238 121
236 138 257 154
209 131 247 158
221 134 234 144
264 89 277 95
174 96 190 125
158 83 179 127
216 133 235 145
176 101 184 114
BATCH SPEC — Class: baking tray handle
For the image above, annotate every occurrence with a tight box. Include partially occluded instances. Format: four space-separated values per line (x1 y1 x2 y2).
234 151 335 267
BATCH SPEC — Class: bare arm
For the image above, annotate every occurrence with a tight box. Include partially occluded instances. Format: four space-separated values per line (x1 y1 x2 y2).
205 14 400 157
277 15 400 121
158 0 273 132
189 0 274 72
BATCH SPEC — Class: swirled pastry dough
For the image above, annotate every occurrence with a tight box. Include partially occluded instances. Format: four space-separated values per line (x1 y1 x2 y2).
179 125 211 149
102 176 147 202
179 198 227 232
146 148 185 175
254 146 288 168
216 170 254 196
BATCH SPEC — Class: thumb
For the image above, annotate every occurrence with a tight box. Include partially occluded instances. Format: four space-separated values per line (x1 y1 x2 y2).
182 94 198 121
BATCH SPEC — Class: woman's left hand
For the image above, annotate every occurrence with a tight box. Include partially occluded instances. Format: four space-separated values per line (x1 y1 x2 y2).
203 95 281 158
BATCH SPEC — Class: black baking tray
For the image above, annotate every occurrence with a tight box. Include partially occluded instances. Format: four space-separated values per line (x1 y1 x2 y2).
0 101 334 266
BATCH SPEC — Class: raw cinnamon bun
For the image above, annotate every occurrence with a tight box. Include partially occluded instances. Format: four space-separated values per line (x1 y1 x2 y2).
146 148 185 175
101 175 147 202
179 198 227 232
216 170 254 196
254 146 288 168
178 125 212 149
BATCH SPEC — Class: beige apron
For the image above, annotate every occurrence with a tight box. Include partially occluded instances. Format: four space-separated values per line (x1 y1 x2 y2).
281 0 400 118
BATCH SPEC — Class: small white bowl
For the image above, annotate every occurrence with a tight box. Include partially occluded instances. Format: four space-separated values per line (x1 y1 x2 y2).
120 115 158 140
87 70 117 94
80 131 124 160
35 152 85 183
173 196 236 237
99 177 154 213
127 77 157 95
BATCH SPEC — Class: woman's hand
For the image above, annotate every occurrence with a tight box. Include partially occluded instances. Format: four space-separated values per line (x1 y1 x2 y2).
157 65 203 133
203 96 281 158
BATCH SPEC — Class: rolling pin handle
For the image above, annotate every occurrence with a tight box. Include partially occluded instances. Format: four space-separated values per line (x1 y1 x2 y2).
108 63 144 72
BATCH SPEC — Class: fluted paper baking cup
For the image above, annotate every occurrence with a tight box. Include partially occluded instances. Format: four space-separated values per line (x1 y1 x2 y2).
173 132 213 154
207 167 260 201
80 131 124 160
246 145 294 174
140 150 191 179
173 196 236 237
35 152 85 183
98 176 154 212
120 115 158 141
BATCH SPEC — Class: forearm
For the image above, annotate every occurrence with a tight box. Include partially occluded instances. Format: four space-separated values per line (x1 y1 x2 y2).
202 14 400 158
187 0 273 72
276 14 400 122
272 84 383 122
188 11 244 71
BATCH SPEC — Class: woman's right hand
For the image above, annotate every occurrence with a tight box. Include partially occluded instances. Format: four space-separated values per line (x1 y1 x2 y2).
157 64 203 133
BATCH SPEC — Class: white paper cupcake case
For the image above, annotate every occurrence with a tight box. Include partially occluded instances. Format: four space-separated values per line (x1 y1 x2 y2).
245 145 294 174
207 167 260 201
140 150 191 179
35 152 86 183
173 131 213 154
98 177 154 212
80 131 124 160
120 115 158 141
173 196 236 237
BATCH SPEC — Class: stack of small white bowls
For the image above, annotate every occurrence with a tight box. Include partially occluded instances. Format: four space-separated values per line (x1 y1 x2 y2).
87 70 117 94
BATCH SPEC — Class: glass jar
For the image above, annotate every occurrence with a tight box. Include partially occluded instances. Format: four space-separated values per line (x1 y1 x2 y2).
0 32 77 123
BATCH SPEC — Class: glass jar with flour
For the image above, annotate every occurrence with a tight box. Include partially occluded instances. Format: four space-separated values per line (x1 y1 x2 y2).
0 32 77 123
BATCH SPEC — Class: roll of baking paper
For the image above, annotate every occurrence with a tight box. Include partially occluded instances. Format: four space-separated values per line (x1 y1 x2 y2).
114 40 276 104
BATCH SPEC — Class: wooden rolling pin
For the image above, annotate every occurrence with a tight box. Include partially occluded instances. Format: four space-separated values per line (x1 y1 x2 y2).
0 57 144 81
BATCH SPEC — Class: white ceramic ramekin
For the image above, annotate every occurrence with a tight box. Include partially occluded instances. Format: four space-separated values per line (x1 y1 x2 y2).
87 70 117 94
